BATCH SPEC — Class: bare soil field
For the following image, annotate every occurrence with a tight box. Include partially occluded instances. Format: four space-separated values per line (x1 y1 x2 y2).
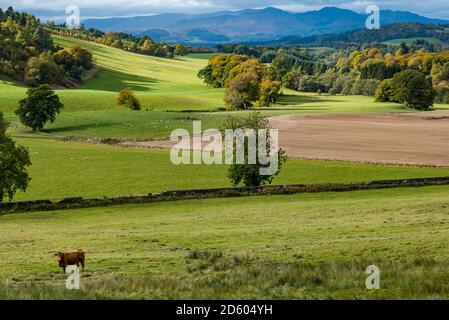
120 111 449 167
270 111 449 166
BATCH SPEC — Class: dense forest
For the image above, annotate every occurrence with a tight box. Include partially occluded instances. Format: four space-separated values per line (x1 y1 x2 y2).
273 45 449 103
201 42 449 106
0 7 94 87
271 23 449 48
0 7 196 87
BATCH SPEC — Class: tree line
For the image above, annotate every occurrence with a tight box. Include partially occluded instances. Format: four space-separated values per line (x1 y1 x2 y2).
47 23 195 59
271 44 449 107
201 42 449 110
272 23 449 49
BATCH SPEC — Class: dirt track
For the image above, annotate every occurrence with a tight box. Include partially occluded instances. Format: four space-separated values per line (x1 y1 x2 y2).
120 111 449 167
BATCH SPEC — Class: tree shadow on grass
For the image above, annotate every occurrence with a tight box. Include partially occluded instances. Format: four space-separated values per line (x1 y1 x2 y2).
80 68 160 92
276 94 341 106
0 75 29 89
256 107 328 111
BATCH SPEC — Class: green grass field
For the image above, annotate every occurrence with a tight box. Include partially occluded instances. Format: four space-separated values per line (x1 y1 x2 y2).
8 128 449 201
3 35 448 141
383 37 444 46
0 36 224 116
1 185 449 299
2 35 449 300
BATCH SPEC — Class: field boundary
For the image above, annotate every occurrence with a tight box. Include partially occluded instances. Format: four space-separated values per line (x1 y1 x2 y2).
2 176 449 215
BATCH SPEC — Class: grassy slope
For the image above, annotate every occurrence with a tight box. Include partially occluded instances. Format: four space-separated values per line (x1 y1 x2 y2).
1 36 223 114
10 129 449 201
1 185 449 299
2 35 447 141
1 36 449 300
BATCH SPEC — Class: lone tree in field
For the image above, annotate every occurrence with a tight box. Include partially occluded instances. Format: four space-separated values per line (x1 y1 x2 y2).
390 70 437 110
0 112 31 202
224 112 287 187
116 87 141 110
16 84 64 131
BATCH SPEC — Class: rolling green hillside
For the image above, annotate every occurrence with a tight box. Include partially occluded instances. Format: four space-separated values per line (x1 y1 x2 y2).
2 185 449 299
2 33 449 300
2 35 447 142
0 36 223 115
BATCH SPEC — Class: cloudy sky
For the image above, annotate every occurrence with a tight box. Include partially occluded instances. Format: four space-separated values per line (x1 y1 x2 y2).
3 0 449 20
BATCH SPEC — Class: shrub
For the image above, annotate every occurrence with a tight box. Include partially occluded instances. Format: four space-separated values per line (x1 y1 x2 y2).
24 56 64 85
435 81 449 104
297 75 326 93
361 79 380 96
375 79 394 102
282 69 301 90
116 88 141 110
328 87 339 95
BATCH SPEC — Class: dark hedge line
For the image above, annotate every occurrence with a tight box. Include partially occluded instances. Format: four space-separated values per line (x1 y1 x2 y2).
1 176 449 215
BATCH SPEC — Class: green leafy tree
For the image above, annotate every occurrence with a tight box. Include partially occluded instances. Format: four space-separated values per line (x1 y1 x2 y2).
0 112 31 202
16 84 64 131
32 25 53 50
66 44 93 70
435 81 449 104
281 69 301 90
173 44 188 56
375 79 394 102
116 87 141 110
140 40 154 55
258 79 281 107
224 112 287 187
390 70 437 110
224 71 260 110
24 55 64 85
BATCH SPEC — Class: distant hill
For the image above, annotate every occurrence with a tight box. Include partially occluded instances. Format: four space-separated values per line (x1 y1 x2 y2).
84 7 449 44
270 23 449 47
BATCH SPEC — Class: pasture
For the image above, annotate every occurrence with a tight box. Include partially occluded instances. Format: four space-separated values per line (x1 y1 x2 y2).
1 185 449 299
1 35 449 300
4 35 448 142
8 127 449 201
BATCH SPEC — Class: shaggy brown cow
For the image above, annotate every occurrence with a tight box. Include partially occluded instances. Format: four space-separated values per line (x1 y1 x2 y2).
55 249 85 273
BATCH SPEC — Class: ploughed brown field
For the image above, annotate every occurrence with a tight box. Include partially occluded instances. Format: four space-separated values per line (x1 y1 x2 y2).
121 111 449 167
270 111 449 166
